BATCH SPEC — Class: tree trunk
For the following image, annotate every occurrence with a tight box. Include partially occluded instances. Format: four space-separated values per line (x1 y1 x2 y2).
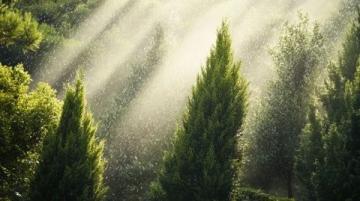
287 171 293 198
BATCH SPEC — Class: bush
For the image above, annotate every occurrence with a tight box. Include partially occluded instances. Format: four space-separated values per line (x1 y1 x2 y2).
232 188 294 201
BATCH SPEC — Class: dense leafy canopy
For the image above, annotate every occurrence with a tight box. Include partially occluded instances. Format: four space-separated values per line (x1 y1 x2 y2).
0 0 103 71
232 188 294 201
0 64 61 200
242 15 324 198
0 5 42 52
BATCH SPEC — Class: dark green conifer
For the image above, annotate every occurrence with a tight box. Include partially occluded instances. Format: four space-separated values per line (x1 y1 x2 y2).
30 76 107 201
295 10 360 201
294 105 324 201
149 21 248 201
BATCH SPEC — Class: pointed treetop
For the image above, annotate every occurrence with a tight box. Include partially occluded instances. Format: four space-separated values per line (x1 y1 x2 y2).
210 20 233 68
57 72 85 142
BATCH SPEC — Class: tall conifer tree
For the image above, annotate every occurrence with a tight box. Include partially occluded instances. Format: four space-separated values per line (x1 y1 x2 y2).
295 11 360 201
149 21 248 201
30 76 107 201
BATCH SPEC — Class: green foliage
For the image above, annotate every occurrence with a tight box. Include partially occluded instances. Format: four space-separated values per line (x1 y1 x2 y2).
0 64 61 200
30 77 107 201
242 14 324 197
311 64 360 201
295 10 360 201
339 11 360 80
16 0 103 35
232 188 294 201
0 4 42 52
149 22 248 201
0 0 102 71
294 105 323 201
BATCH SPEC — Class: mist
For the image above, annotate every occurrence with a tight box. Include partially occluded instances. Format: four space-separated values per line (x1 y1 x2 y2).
33 0 349 139
1 0 358 200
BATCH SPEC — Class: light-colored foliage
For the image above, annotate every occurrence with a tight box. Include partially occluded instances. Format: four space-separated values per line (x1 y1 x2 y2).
0 64 61 200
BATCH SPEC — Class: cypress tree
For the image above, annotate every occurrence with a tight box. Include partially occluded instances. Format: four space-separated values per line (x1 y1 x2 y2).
30 76 107 201
295 10 360 201
294 105 324 201
149 21 248 201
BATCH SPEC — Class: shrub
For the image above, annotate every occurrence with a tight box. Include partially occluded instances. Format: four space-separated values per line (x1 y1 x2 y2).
232 188 294 201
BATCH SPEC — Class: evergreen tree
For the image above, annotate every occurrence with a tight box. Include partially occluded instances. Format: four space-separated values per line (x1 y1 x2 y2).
30 76 107 201
295 10 360 201
149 21 248 201
345 62 360 199
242 15 324 198
339 11 360 81
294 105 324 201
0 0 102 72
0 4 42 52
0 64 61 200
0 3 44 69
